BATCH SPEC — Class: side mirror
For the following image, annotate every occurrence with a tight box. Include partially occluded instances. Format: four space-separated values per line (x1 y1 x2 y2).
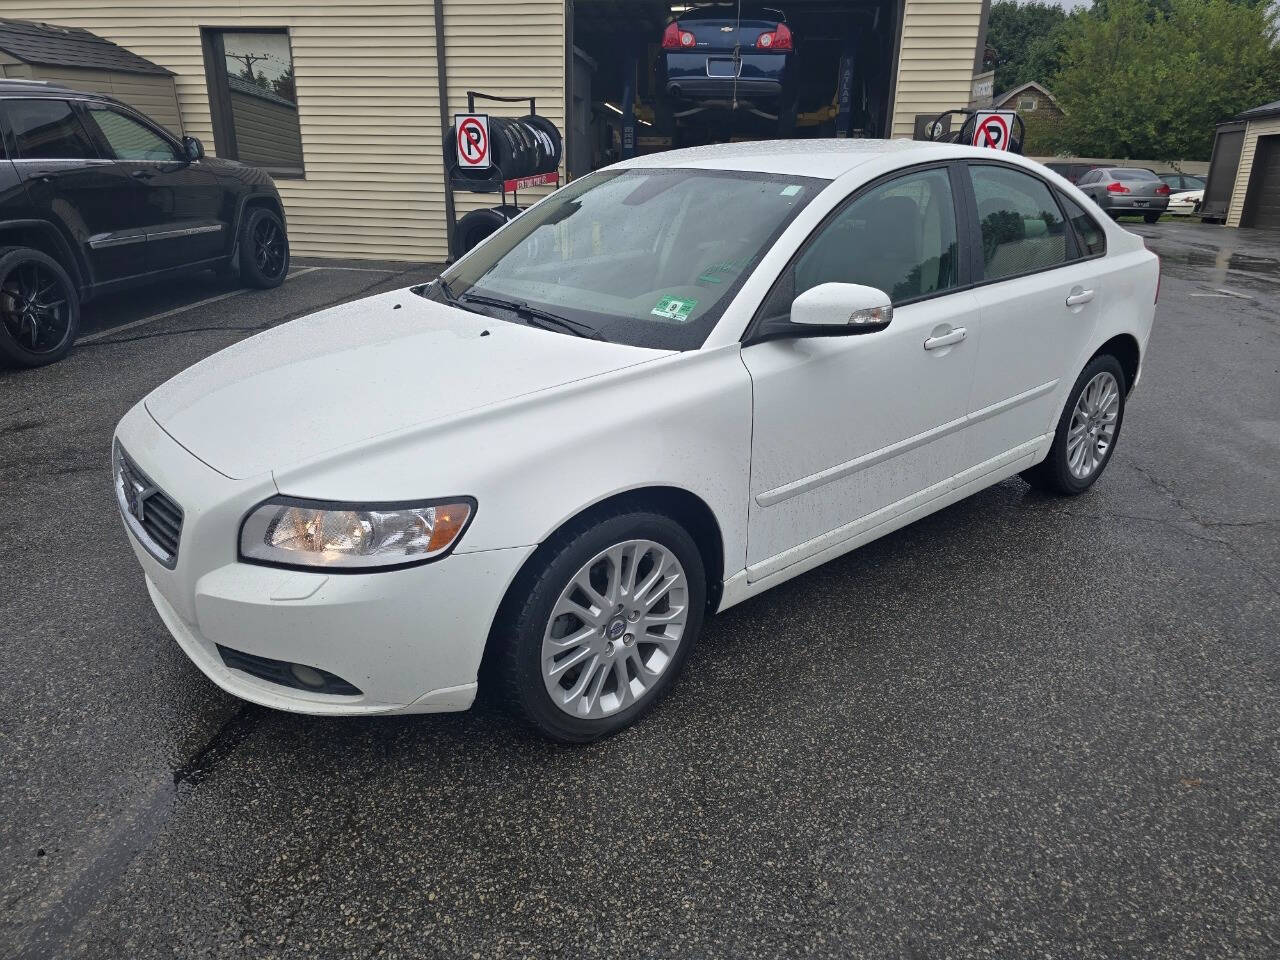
790 282 893 334
182 136 205 162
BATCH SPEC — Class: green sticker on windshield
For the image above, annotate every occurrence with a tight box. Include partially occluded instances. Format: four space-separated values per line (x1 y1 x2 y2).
780 184 802 197
651 296 698 322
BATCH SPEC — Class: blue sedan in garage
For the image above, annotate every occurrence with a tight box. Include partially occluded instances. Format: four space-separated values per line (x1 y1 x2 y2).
661 4 795 131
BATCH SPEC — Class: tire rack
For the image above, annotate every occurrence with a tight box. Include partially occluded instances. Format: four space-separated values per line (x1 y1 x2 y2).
444 91 561 262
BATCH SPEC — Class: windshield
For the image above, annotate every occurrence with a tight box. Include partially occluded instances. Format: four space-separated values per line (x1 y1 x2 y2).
435 167 825 350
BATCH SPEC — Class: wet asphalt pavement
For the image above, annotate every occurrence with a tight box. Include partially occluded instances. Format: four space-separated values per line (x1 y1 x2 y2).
2 225 1278 959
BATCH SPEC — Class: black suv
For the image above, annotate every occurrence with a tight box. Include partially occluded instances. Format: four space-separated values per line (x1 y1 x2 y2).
0 80 289 367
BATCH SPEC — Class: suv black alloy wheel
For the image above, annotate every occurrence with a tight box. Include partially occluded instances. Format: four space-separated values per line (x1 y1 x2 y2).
0 247 80 368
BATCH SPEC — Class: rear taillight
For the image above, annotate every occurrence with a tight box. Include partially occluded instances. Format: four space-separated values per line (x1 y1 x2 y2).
1155 184 1171 196
1107 182 1129 194
662 21 695 49
757 23 793 50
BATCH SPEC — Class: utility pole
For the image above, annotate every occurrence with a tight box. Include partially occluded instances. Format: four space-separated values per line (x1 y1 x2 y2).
227 51 269 80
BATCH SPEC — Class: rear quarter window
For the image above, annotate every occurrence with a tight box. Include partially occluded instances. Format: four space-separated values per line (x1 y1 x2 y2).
1059 194 1107 258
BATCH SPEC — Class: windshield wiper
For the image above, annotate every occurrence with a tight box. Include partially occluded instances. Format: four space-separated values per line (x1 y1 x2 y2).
460 292 604 340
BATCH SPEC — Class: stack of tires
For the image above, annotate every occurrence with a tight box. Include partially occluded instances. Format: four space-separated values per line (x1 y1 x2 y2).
445 114 562 187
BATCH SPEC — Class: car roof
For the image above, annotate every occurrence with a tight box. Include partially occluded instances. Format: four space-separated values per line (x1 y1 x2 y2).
0 78 110 100
614 138 1040 180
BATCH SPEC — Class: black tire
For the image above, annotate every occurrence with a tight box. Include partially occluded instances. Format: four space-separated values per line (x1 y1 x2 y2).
493 509 707 743
1106 210 1120 220
1143 212 1161 223
0 246 80 368
238 206 290 288
455 206 518 256
1022 353 1127 495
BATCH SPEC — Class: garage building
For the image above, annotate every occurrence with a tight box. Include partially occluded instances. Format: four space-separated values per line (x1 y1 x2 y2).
1203 99 1280 229
3 1 990 262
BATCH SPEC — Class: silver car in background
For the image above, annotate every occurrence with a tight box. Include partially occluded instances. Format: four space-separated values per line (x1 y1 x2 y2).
1076 167 1171 223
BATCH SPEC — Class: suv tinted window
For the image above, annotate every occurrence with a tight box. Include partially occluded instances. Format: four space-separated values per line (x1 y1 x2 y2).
83 105 176 161
760 167 959 322
1060 194 1106 257
7 99 97 160
968 164 1069 281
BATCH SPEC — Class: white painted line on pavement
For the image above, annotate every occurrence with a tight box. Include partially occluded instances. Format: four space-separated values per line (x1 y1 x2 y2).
79 266 321 343
298 264 403 273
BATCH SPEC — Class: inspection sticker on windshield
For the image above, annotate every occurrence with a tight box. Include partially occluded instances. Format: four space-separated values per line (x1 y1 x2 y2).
780 184 802 197
651 296 698 322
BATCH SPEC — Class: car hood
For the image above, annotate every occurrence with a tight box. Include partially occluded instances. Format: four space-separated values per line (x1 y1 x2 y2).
144 289 668 479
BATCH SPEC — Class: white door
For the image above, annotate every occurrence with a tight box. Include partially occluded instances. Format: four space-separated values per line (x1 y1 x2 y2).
959 163 1109 469
741 165 981 576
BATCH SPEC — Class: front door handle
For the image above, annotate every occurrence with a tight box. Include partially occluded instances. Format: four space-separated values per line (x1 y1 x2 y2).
923 327 967 351
1065 289 1096 306
131 169 155 180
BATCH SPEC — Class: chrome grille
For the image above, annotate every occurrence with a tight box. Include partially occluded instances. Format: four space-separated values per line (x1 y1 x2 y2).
114 443 183 567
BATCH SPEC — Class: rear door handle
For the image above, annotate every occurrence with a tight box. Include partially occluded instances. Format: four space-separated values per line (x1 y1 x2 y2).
31 170 62 183
923 327 967 351
1065 289 1096 306
131 169 155 180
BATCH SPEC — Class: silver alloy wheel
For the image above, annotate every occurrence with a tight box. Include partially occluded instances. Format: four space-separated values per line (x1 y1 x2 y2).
1067 371 1120 480
541 539 688 719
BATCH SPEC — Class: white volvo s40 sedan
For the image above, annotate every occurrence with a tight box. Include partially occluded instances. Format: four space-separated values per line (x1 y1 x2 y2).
114 140 1157 742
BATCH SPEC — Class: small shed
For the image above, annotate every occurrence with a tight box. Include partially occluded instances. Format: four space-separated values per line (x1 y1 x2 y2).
0 18 182 135
994 81 1064 120
1221 100 1280 229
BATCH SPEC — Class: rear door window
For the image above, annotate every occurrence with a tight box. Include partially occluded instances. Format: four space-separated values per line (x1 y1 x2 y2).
6 99 97 160
82 105 177 161
968 164 1069 282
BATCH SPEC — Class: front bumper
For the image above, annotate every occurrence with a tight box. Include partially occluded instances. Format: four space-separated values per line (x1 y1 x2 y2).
114 402 533 716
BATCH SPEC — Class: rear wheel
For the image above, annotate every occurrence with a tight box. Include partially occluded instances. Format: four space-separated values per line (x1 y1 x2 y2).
494 510 706 743
238 206 289 288
1022 354 1126 495
1143 212 1161 223
0 246 80 368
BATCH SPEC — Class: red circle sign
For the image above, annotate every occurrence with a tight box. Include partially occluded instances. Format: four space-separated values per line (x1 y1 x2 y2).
458 117 488 166
975 114 1010 150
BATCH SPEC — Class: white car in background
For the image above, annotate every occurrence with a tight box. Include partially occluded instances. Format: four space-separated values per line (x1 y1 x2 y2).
114 140 1158 742
1168 189 1204 215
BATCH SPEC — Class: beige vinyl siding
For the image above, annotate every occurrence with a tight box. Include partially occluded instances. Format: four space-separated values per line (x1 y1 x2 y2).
34 65 183 134
891 0 984 139
1227 116 1280 227
4 1 565 261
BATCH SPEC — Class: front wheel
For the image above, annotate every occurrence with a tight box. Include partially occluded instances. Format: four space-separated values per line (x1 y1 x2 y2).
238 207 290 288
1022 354 1126 495
494 510 706 743
0 246 80 368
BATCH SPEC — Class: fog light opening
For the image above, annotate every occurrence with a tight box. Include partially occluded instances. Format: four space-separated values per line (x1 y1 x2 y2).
289 662 327 689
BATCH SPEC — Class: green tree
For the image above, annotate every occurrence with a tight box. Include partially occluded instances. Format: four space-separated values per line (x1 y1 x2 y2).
985 0 1070 95
1052 0 1280 159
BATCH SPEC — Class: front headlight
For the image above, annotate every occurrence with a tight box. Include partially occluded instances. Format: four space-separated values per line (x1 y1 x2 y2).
239 497 475 571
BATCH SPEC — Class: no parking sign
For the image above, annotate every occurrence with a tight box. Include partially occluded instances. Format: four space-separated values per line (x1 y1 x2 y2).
455 113 490 169
972 111 1015 151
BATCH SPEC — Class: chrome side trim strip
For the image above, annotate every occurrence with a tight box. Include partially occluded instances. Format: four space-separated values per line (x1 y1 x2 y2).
755 378 1059 507
88 234 146 249
148 224 224 240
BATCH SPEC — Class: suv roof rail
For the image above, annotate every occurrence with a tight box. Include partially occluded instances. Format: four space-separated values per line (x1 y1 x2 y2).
0 78 52 86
